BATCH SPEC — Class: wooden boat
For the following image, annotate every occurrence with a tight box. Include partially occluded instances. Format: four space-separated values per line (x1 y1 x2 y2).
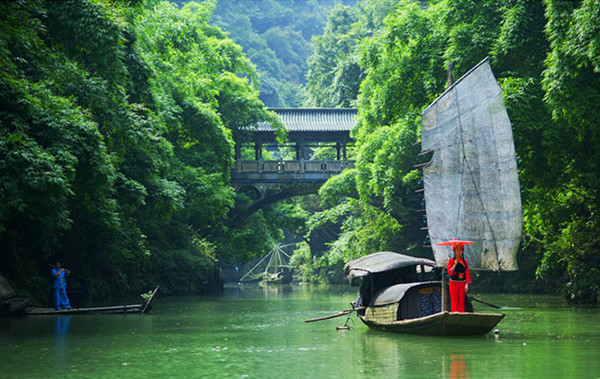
345 252 504 336
360 308 504 336
24 286 159 316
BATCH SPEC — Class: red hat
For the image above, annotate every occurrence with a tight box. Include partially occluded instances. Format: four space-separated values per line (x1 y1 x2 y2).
436 238 474 250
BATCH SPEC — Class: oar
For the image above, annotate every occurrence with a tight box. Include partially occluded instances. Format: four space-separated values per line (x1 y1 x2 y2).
304 306 366 323
469 297 501 309
304 309 353 323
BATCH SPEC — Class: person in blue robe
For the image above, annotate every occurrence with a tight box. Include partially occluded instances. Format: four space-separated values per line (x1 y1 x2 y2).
51 262 71 310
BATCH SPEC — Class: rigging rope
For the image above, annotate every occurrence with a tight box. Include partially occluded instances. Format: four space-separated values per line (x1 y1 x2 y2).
239 243 293 281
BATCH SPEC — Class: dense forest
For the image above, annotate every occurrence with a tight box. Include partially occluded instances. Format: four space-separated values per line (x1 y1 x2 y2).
210 0 357 106
0 0 291 302
1 0 599 305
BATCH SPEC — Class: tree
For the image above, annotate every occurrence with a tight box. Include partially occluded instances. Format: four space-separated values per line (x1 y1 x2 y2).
532 0 600 303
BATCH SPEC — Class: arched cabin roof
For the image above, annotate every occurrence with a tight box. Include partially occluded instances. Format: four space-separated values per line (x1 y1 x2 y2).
344 252 437 285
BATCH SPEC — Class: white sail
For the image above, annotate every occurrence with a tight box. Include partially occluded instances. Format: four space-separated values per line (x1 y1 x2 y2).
421 58 521 271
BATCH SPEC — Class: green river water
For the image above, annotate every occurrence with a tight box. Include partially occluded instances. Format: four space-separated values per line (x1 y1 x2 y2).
1 284 599 379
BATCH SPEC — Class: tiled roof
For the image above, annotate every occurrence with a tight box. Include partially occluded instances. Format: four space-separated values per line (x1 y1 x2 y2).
257 108 357 132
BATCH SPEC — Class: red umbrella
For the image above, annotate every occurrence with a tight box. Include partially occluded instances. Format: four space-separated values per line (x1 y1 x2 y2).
435 238 474 247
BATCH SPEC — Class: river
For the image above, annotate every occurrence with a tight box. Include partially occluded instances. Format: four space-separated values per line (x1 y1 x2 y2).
1 284 599 378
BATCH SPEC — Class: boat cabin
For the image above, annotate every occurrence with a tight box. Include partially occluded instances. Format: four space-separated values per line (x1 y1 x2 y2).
345 252 440 308
345 252 471 323
363 282 448 323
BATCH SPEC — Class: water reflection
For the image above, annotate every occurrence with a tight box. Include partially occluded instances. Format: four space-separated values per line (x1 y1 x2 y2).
223 283 293 299
259 284 293 298
54 315 70 373
448 354 469 379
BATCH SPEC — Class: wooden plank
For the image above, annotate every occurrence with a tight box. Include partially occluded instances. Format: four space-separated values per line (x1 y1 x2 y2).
141 286 160 314
25 304 144 315
304 309 352 323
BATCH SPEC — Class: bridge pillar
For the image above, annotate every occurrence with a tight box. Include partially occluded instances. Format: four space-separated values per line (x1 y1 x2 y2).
254 141 262 160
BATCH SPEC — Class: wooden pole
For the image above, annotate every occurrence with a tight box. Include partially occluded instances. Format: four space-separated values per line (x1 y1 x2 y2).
304 309 352 323
441 271 448 312
470 297 501 309
141 286 160 314
304 307 365 323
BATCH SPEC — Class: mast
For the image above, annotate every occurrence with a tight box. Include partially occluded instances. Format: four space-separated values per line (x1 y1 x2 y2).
439 63 453 313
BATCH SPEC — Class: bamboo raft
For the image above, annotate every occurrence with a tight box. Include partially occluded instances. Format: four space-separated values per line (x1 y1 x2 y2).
24 286 159 316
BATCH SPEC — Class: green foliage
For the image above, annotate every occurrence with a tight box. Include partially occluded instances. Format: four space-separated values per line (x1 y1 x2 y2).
0 0 282 301
306 4 361 107
440 0 502 74
0 0 124 294
301 0 447 279
45 0 128 85
147 235 218 295
224 210 279 264
491 0 548 78
288 242 318 282
358 2 445 129
319 168 359 206
529 0 600 303
306 0 397 107
328 200 404 262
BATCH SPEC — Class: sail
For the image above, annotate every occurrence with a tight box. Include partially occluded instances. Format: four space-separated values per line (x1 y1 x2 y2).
421 58 521 271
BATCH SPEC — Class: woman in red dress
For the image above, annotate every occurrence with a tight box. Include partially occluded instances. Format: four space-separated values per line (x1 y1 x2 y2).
447 244 471 312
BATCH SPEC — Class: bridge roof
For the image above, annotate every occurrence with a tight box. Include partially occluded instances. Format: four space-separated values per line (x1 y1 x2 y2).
259 108 357 132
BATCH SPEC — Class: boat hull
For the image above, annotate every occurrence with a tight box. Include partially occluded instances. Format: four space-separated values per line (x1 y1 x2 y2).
359 311 504 336
24 304 147 315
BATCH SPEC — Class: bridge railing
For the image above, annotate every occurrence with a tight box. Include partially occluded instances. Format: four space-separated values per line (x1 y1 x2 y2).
235 159 355 174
